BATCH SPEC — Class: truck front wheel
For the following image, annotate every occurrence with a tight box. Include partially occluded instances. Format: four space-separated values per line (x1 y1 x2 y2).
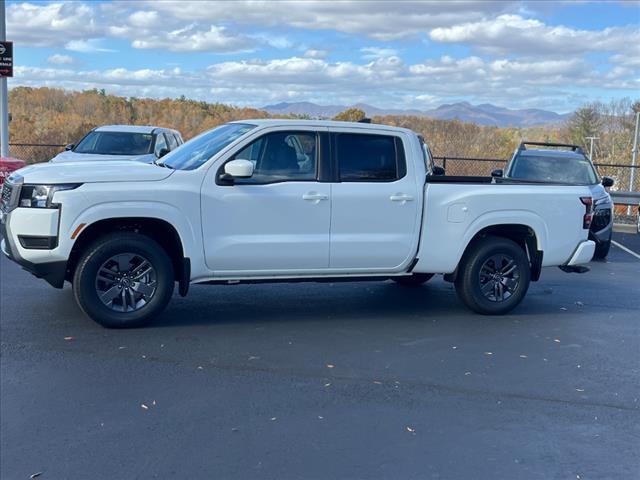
454 236 531 315
72 232 174 328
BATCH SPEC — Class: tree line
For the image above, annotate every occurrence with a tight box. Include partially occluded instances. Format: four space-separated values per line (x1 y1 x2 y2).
8 87 639 165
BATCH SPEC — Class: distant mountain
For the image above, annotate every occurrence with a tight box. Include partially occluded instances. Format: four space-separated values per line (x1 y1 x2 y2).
262 101 570 127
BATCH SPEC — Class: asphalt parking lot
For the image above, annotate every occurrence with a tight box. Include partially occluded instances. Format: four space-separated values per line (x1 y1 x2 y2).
1 233 639 480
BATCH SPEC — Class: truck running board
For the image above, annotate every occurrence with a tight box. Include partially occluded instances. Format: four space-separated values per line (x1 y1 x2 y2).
558 265 590 274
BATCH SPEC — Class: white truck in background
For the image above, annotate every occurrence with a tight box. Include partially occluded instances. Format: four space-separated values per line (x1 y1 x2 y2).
1 120 595 328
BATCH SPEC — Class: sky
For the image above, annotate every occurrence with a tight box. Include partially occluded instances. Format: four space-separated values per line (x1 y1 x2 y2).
6 0 640 113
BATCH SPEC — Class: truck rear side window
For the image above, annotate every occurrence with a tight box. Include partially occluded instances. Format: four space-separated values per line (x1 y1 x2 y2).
336 133 404 182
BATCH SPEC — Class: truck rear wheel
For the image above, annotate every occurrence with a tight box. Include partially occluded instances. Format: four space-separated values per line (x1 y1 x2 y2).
392 273 434 286
454 236 530 315
72 232 174 328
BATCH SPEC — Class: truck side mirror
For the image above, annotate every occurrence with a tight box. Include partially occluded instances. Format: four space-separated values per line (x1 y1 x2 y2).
601 176 614 187
157 147 170 158
224 159 254 178
431 165 445 176
65 144 74 151
491 168 504 178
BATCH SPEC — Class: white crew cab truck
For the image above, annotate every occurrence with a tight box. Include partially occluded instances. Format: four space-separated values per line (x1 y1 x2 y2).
1 120 595 328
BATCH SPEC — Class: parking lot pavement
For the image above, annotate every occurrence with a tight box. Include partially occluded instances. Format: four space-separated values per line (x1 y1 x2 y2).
1 239 639 480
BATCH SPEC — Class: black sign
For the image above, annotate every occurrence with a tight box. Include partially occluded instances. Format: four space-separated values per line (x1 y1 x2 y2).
0 41 13 78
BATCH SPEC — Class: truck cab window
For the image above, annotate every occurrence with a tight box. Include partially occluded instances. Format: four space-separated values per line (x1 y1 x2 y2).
336 133 401 181
230 131 317 184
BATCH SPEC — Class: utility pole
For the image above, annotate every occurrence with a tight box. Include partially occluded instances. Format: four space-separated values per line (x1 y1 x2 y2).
585 136 598 161
0 0 8 157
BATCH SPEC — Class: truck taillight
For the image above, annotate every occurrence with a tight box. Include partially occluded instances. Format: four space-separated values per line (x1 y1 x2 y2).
580 196 593 229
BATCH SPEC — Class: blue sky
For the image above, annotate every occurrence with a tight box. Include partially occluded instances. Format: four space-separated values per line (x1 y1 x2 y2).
7 0 640 113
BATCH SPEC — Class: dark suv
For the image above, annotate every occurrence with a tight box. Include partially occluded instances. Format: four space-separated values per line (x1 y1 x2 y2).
492 141 614 259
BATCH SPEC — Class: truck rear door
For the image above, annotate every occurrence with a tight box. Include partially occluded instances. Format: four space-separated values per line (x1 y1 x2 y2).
328 131 422 271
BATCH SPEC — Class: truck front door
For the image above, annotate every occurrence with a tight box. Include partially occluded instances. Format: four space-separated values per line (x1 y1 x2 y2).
201 129 331 274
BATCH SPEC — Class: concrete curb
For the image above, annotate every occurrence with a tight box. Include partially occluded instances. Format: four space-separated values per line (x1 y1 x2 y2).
613 223 637 234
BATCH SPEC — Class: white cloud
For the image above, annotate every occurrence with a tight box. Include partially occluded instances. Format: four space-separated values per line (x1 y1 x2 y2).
14 53 633 112
124 24 251 53
143 0 512 40
303 49 328 59
7 2 101 47
429 14 640 56
360 47 399 60
47 54 74 65
65 39 115 53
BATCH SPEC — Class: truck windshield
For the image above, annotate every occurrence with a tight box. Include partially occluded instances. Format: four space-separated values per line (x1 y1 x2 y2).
75 131 153 155
161 123 256 170
507 154 598 185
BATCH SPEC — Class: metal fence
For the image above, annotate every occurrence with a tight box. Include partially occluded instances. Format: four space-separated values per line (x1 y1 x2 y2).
8 143 66 163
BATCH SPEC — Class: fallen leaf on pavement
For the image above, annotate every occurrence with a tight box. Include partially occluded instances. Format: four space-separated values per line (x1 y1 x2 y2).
324 383 331 387
63 336 74 341
373 381 382 385
464 372 472 376
270 417 277 421
30 473 42 479
484 352 493 356
519 355 528 358
406 426 415 433
554 339 561 343
141 404 149 410
326 364 334 369
576 388 585 392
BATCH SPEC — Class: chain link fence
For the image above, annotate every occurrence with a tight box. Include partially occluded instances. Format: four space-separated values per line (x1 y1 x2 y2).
8 143 66 164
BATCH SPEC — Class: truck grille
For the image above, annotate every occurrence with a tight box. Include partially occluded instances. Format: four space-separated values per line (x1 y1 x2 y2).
0 180 20 214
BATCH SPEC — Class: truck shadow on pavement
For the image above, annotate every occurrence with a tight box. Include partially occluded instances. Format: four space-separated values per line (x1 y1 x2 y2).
148 279 582 329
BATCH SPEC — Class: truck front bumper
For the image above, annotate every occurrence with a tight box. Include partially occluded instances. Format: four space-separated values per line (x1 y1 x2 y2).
566 240 595 266
1 213 67 288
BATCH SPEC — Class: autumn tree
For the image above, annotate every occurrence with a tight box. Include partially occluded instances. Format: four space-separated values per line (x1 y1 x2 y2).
566 105 603 154
333 108 366 122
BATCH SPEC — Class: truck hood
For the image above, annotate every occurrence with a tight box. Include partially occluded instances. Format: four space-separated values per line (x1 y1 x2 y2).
13 161 174 184
50 151 155 163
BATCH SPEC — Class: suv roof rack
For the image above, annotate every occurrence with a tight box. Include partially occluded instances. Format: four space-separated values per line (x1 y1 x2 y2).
518 141 584 154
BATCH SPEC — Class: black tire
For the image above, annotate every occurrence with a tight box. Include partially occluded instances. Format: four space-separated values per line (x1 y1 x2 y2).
392 273 434 286
592 236 611 259
72 232 174 328
454 236 531 315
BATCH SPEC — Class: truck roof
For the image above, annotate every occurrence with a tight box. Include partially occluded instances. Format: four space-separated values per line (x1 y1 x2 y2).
229 118 416 134
94 125 177 134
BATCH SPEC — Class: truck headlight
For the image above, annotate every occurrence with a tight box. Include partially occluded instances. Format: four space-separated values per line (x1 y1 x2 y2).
19 184 81 208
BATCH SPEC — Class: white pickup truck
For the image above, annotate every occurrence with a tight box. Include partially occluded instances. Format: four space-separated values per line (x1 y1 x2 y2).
1 120 595 328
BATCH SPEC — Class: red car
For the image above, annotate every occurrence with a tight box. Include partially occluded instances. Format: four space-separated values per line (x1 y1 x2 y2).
0 156 26 185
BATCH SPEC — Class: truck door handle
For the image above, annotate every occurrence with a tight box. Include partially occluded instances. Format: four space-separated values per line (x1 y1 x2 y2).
302 192 328 201
390 194 414 203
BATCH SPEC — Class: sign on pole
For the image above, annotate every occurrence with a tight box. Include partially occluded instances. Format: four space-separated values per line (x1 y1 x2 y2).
0 41 12 77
